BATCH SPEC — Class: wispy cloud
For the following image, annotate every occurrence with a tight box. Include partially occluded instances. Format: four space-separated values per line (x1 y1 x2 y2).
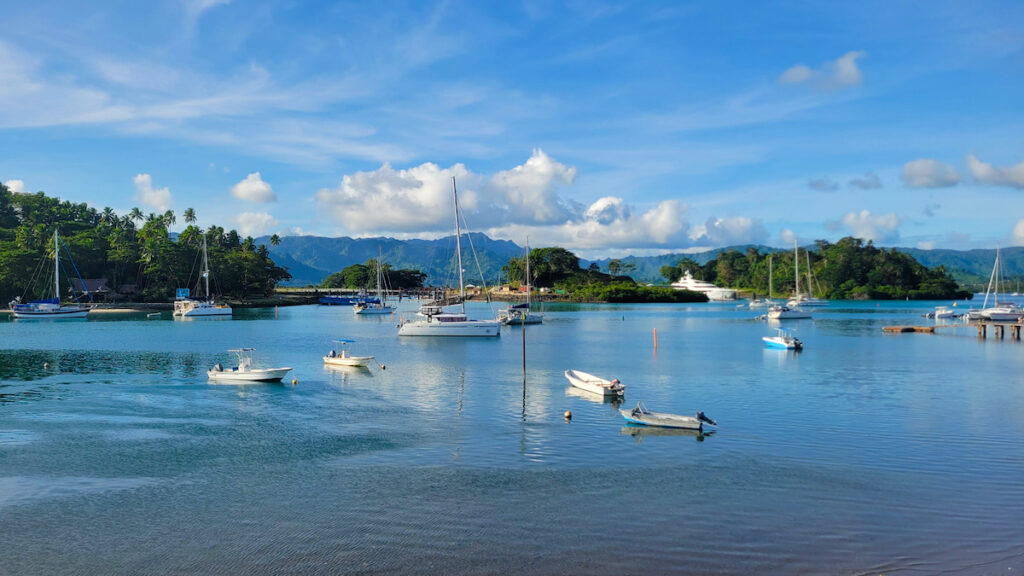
849 172 882 190
808 178 839 192
779 51 867 92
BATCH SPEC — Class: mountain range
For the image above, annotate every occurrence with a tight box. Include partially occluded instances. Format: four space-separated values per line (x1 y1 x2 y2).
260 234 1024 291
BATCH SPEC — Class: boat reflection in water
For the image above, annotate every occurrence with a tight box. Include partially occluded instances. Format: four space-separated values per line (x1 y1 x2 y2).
566 386 624 409
620 424 715 442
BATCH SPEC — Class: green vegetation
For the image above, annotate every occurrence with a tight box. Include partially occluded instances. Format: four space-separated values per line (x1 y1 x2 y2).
321 260 427 290
659 237 970 300
0 184 291 303
502 246 706 303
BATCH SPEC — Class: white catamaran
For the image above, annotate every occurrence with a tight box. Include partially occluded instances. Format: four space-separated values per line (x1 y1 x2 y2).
398 178 501 337
498 240 543 325
174 235 232 317
9 230 91 319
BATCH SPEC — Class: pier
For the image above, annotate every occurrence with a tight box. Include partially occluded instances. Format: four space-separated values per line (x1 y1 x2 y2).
883 322 1023 340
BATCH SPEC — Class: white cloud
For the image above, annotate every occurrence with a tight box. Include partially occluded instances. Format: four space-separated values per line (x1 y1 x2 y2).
966 153 1024 188
584 196 631 224
132 173 172 211
780 229 797 245
530 199 692 250
316 162 476 234
489 148 577 224
839 210 900 242
901 159 960 188
690 216 768 246
1012 220 1024 246
916 241 935 250
231 172 276 202
4 179 26 193
849 172 882 190
236 211 277 237
779 51 866 92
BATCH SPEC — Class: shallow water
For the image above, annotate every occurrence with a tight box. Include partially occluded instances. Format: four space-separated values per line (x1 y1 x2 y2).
2 301 1023 574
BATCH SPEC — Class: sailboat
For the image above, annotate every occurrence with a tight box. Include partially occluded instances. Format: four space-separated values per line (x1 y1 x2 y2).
9 230 91 319
354 248 395 315
174 235 232 317
498 240 543 325
980 248 1022 322
398 178 501 337
787 249 829 307
768 240 812 320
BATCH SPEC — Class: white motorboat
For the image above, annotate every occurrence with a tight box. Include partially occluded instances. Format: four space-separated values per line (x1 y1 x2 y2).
323 339 374 367
398 178 500 338
763 328 803 350
354 248 395 315
619 401 716 431
767 305 812 320
174 235 232 317
9 230 91 319
670 271 737 301
207 348 292 382
564 369 626 397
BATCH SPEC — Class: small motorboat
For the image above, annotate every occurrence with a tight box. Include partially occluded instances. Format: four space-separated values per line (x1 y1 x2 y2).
207 348 292 382
620 401 716 431
323 339 374 368
762 328 803 350
564 369 625 397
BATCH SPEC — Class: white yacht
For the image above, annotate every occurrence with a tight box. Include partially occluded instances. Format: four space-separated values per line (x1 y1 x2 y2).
207 349 291 382
174 235 232 317
979 248 1022 322
354 247 395 315
398 178 500 337
498 240 543 325
671 271 737 301
771 240 812 319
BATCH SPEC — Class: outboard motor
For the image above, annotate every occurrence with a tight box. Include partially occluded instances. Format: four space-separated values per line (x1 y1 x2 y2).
214 363 223 372
696 411 717 426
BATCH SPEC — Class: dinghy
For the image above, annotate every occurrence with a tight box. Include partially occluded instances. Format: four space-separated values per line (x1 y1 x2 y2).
620 401 716 430
564 369 625 397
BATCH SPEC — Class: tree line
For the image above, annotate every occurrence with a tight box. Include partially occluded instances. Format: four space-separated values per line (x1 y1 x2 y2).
321 261 427 290
0 184 291 303
659 237 970 300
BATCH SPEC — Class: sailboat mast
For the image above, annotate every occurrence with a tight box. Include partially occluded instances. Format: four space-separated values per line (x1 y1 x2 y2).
769 254 773 300
794 239 800 296
806 250 812 298
54 228 60 303
202 235 211 300
452 177 465 313
377 246 385 304
525 237 531 308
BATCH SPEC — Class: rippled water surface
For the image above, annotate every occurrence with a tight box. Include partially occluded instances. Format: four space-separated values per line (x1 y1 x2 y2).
2 301 1024 575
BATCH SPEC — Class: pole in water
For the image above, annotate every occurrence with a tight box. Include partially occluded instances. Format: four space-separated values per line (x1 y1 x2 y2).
653 328 658 349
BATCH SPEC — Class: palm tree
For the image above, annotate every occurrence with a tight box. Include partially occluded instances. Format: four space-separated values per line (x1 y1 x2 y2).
270 233 281 246
161 210 176 228
102 207 116 226
129 207 143 224
183 207 196 225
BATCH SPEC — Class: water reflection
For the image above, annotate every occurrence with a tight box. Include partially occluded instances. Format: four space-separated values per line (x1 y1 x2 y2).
565 386 624 409
620 425 714 442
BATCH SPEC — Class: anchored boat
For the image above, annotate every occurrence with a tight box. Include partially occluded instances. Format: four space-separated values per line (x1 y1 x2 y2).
620 401 716 431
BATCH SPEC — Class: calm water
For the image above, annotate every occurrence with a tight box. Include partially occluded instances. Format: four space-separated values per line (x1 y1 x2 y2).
2 301 1024 575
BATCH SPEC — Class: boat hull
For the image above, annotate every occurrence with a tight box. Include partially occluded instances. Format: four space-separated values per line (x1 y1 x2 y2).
207 367 292 382
324 355 373 367
767 306 812 320
354 306 394 315
174 300 232 317
564 370 625 397
12 307 89 319
619 410 703 430
398 319 500 337
763 336 800 350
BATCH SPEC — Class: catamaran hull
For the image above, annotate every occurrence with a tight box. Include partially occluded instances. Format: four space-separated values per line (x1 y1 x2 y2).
177 307 232 317
398 320 501 337
354 307 394 315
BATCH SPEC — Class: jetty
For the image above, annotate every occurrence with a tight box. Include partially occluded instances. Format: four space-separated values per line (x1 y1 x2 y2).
883 321 1023 340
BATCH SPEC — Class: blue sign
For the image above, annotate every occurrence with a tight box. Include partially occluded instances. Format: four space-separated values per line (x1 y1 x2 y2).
176 288 190 299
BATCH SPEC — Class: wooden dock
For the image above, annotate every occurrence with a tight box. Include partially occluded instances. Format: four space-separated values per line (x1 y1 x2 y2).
883 322 1022 340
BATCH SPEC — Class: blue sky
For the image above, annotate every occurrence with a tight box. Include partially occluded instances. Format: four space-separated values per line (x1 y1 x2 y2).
2 1 1024 257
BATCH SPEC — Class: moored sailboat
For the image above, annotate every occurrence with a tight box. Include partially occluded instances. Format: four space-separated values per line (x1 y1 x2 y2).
174 235 232 317
9 230 91 319
398 178 500 337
